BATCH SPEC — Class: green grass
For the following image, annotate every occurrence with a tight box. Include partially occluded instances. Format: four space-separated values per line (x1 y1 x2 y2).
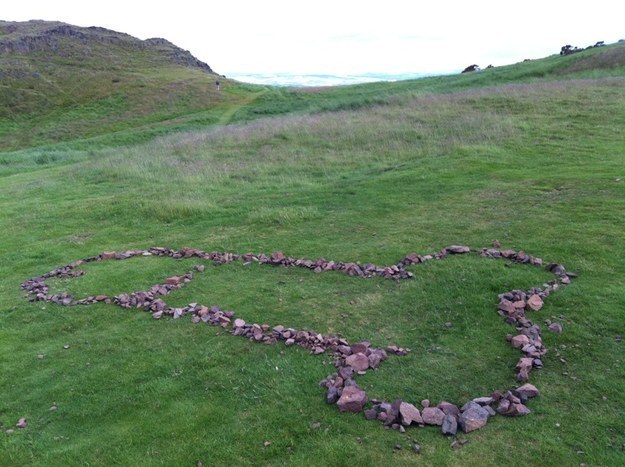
1 41 625 465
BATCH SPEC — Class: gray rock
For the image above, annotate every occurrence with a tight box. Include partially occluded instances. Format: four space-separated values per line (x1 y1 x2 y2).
460 401 482 412
548 322 563 333
326 387 340 404
473 396 494 406
364 408 378 420
441 414 458 435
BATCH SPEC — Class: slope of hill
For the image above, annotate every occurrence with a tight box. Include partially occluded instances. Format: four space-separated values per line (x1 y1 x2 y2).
1 22 625 466
0 20 258 150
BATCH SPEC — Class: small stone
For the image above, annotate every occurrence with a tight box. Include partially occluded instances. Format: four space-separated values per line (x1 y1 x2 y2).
412 443 421 454
421 399 430 408
194 264 205 272
37 354 45 360
421 407 445 426
165 276 180 285
233 318 246 328
394 444 402 450
16 418 27 429
516 383 540 398
311 422 321 429
472 396 494 406
63 344 70 350
49 405 58 412
326 387 340 404
548 323 563 333
263 441 271 447
364 408 378 420
5 429 14 434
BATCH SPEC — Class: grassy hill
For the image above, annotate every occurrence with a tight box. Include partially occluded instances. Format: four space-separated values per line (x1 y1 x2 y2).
0 20 263 150
1 26 625 465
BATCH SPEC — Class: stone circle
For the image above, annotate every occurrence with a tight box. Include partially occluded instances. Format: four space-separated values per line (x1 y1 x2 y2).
20 244 575 437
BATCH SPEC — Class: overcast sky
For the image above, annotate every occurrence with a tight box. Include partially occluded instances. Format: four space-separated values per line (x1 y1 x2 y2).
3 1 623 77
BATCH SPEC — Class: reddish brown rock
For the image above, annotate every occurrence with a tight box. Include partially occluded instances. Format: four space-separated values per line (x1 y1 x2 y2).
526 294 544 311
165 276 180 285
422 407 445 426
498 400 531 416
345 353 369 372
459 406 489 433
399 402 423 426
511 334 530 349
498 299 516 315
337 386 367 413
516 383 540 398
548 322 563 333
350 341 370 355
438 401 460 418
368 353 382 369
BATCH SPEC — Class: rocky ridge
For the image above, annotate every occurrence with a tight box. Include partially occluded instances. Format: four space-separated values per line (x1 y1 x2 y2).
0 20 214 73
21 244 575 437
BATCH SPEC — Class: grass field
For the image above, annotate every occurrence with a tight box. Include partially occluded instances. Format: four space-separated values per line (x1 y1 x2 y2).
1 38 625 465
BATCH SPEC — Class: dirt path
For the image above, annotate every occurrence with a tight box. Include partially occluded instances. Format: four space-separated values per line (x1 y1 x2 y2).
217 88 268 126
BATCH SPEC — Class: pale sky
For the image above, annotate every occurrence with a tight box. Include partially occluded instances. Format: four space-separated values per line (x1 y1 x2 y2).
3 0 623 76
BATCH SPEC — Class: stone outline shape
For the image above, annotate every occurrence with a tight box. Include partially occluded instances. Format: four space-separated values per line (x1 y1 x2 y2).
20 245 576 435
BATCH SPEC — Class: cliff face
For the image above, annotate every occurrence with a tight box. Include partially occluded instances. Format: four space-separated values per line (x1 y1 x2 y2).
0 20 214 73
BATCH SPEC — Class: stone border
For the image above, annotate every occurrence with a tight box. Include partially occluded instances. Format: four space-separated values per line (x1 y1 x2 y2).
20 245 575 436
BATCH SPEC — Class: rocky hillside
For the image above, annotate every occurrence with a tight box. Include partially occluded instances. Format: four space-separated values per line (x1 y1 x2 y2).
0 20 214 73
0 20 239 150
